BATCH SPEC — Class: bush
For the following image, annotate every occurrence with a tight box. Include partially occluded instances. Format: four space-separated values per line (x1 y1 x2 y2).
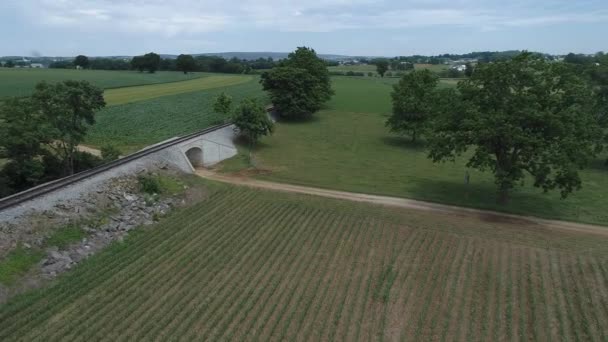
367 72 373 77
101 144 121 162
232 98 274 143
138 174 162 194
42 151 102 180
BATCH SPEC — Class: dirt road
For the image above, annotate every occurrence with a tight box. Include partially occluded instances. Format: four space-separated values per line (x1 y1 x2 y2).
196 168 608 237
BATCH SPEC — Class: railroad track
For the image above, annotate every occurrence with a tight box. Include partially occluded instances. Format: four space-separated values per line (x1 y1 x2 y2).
0 122 233 211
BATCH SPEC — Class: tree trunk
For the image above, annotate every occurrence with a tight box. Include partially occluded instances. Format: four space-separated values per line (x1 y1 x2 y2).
497 187 509 204
411 130 417 143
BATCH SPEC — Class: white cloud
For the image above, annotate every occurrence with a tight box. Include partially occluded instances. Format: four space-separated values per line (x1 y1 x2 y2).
15 0 608 36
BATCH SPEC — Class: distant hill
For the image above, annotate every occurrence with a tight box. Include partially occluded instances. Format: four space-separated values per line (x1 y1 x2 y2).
157 52 354 61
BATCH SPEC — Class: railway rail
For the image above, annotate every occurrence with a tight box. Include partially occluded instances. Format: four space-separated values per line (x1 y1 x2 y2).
0 122 233 211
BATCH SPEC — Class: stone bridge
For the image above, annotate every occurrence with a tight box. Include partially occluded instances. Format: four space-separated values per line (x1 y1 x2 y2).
0 123 239 221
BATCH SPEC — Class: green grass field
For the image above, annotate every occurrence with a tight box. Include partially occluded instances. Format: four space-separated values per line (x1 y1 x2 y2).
86 77 265 153
221 76 608 225
0 68 205 98
104 75 252 106
1 182 607 340
414 63 449 72
328 64 378 74
328 63 449 76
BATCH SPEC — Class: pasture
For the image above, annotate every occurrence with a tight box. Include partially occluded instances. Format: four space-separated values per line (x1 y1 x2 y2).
86 78 265 153
1 182 607 341
221 76 608 225
0 68 204 98
328 63 449 76
328 64 378 74
103 75 252 106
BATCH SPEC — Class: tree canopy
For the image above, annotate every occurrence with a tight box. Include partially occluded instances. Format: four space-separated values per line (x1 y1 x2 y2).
232 98 274 143
374 59 389 77
212 92 233 118
260 47 333 119
428 53 603 203
386 70 439 142
33 81 106 176
74 55 90 69
131 52 161 73
176 54 196 74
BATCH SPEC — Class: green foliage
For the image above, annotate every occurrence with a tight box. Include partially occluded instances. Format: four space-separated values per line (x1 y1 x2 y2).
386 70 440 142
227 76 608 225
131 52 161 73
86 78 264 153
464 63 474 77
74 55 90 69
46 225 87 250
4 60 15 68
232 98 274 143
261 47 333 119
0 97 49 192
100 144 121 162
429 53 603 203
0 247 44 285
41 150 102 181
33 80 106 175
176 54 196 74
374 59 389 77
212 92 233 116
138 174 162 194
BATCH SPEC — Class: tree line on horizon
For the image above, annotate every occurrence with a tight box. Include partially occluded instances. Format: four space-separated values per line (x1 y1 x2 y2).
46 53 279 74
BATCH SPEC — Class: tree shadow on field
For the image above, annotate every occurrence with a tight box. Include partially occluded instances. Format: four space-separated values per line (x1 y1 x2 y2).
276 115 322 125
381 135 426 151
587 157 608 173
405 178 564 223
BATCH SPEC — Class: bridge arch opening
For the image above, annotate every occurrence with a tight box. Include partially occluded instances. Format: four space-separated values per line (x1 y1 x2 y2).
185 147 204 169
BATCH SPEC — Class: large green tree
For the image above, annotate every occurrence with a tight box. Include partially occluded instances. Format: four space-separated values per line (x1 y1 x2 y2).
0 98 50 192
374 59 389 77
131 52 161 73
74 55 90 69
176 54 196 74
32 81 106 176
428 53 603 203
386 70 439 142
261 47 333 119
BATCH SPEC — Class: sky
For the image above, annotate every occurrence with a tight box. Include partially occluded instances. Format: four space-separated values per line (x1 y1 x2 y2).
1 0 607 57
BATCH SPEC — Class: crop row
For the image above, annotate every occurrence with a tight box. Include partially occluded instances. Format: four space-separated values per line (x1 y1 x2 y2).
1 187 608 340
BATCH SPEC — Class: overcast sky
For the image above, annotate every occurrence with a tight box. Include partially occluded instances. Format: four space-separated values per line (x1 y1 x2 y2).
1 0 607 57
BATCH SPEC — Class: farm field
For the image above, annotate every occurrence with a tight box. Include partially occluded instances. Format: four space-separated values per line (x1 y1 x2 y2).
103 75 252 106
328 64 378 74
86 77 265 153
0 68 204 98
328 63 449 75
1 182 607 341
220 76 608 225
414 63 449 72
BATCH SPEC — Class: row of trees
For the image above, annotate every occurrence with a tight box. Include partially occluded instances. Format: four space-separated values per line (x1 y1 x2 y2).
49 53 280 74
386 53 607 203
0 81 117 196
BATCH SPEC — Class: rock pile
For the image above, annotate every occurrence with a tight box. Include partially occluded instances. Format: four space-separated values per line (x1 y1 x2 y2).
38 175 177 278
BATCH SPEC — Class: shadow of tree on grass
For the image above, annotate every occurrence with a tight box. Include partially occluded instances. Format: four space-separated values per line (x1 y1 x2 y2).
404 178 565 222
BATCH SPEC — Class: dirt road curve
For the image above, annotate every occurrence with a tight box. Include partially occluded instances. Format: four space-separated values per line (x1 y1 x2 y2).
196 168 608 237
